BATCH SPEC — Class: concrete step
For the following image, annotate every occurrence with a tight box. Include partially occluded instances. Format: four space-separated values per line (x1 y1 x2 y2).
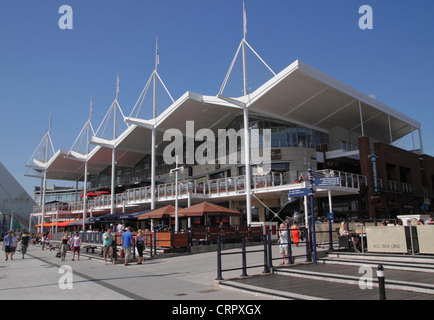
321 252 434 273
272 259 434 295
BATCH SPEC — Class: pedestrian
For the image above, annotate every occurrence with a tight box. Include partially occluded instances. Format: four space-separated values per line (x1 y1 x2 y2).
10 232 17 260
278 223 289 265
2 231 13 261
136 229 144 265
290 222 300 247
103 228 114 265
116 223 124 233
41 230 49 250
121 227 134 266
60 232 70 261
71 231 81 261
20 232 30 259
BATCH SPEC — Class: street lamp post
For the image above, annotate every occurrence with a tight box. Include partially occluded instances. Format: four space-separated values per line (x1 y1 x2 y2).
170 156 184 232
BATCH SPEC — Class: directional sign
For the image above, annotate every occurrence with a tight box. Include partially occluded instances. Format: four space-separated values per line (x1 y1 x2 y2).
314 177 340 187
288 188 310 198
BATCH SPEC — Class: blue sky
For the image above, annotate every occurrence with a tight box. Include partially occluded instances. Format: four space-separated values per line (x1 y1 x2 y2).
1 0 434 197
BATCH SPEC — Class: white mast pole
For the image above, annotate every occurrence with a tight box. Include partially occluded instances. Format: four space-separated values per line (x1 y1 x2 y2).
110 73 119 215
40 111 51 234
82 97 92 229
151 37 158 211
242 0 252 226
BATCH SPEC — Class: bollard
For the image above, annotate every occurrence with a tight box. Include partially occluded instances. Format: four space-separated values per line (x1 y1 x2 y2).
262 233 270 273
267 231 273 269
287 225 293 264
149 232 153 258
216 236 223 281
153 229 157 256
241 237 248 277
328 219 334 251
377 265 386 300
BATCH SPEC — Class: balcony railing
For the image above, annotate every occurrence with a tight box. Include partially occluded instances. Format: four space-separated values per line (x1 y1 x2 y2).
33 170 366 215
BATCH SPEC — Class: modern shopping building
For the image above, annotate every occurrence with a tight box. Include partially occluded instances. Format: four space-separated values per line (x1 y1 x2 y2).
26 9 434 230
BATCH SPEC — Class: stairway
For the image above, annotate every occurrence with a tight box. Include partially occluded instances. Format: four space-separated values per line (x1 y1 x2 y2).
271 252 434 296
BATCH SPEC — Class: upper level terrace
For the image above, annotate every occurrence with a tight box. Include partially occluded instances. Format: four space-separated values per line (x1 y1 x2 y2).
33 170 366 217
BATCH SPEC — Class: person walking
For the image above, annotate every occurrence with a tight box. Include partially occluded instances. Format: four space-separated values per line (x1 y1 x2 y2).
136 229 145 265
103 229 114 265
71 232 81 261
60 232 70 261
10 233 17 260
121 227 134 266
2 231 13 261
20 232 30 259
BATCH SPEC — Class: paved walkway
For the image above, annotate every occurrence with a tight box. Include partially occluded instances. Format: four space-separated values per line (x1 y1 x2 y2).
2 243 432 301
0 244 270 300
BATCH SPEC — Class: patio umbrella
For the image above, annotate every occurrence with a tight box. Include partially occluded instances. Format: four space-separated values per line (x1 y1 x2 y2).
80 192 99 198
57 219 81 227
177 202 241 217
138 205 178 220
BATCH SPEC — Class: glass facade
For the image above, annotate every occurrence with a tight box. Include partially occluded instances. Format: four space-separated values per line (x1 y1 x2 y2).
227 114 328 149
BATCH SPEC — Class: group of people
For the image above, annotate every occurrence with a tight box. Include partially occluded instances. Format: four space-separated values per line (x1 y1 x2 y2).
56 227 147 266
2 231 30 261
278 221 300 265
58 231 82 261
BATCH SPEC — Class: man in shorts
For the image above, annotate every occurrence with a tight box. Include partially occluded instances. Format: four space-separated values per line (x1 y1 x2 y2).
121 227 134 266
2 231 13 261
103 228 114 265
71 231 81 261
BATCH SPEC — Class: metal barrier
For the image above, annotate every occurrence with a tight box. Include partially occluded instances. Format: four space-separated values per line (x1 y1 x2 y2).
215 225 317 280
216 234 269 281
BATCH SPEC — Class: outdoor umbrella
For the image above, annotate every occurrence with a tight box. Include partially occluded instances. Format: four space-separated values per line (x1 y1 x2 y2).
117 210 151 221
80 192 99 198
176 202 241 217
137 205 179 220
57 219 81 227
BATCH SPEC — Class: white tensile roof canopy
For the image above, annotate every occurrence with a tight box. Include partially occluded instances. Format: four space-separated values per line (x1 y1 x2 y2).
28 59 421 182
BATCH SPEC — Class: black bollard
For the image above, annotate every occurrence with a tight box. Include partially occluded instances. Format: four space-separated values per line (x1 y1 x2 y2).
262 232 270 273
241 237 248 277
216 236 223 281
267 231 273 268
377 265 386 300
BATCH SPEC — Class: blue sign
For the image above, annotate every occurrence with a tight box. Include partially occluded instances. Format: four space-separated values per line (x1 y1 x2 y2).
314 177 340 187
288 188 310 198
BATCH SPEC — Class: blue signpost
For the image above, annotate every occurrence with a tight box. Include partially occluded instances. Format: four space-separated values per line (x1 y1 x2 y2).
287 171 340 265
288 188 310 198
314 177 339 187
